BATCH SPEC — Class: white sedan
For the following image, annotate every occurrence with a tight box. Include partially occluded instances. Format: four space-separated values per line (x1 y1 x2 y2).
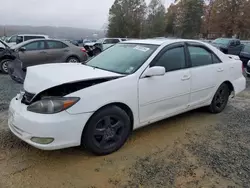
8 39 246 155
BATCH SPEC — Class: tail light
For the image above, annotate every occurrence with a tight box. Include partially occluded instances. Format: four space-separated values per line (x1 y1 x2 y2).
80 48 87 53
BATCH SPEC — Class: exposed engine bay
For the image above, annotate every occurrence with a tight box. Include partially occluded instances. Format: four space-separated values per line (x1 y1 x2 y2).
21 77 122 105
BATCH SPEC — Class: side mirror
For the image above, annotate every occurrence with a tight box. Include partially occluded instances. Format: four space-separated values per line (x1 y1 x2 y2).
142 66 165 78
19 47 26 52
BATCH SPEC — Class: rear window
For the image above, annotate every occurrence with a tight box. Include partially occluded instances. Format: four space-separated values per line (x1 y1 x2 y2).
242 45 250 53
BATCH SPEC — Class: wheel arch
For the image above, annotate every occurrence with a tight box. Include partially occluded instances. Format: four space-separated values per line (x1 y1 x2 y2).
0 55 16 62
223 80 234 96
84 102 134 132
66 55 80 62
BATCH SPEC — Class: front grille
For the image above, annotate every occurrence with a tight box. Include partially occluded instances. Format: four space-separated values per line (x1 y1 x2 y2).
21 91 35 105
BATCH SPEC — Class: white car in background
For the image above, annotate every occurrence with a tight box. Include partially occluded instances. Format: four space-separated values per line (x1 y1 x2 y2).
8 39 246 155
6 34 49 47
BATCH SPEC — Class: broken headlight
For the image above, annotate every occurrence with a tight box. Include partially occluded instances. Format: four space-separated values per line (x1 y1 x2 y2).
27 97 80 114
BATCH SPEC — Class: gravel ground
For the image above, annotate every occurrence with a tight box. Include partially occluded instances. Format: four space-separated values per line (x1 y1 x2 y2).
0 73 250 188
0 75 22 111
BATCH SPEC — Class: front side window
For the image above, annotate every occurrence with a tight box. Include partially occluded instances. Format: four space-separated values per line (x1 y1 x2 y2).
47 41 67 49
23 41 45 51
154 47 186 72
16 36 24 44
9 36 17 43
188 46 213 67
86 43 158 74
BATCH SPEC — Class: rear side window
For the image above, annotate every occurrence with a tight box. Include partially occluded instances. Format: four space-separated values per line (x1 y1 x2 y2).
24 41 45 51
188 46 213 67
47 41 68 49
154 47 186 72
24 36 45 41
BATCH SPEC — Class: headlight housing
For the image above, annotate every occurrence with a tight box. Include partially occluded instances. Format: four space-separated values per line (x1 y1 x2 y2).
27 97 80 114
247 60 250 67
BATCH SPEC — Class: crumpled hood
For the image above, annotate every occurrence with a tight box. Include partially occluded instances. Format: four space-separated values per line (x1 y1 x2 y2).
24 63 122 93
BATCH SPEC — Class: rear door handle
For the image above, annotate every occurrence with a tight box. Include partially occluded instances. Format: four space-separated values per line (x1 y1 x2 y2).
40 51 47 54
217 68 224 72
181 75 191 81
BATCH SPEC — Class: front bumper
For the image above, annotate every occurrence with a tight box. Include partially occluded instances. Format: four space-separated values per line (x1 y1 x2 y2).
8 96 93 150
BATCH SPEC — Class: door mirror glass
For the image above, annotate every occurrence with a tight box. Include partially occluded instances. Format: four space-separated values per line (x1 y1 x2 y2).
19 47 26 52
143 66 165 77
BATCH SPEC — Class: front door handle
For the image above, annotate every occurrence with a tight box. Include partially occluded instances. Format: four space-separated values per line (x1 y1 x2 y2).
40 51 47 54
181 75 191 81
217 68 224 72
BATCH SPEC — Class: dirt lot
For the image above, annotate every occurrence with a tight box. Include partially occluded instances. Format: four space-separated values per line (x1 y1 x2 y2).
1 74 250 188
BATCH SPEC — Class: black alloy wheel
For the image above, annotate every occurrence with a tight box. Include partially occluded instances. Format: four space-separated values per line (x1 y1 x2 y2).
209 83 230 113
82 106 131 155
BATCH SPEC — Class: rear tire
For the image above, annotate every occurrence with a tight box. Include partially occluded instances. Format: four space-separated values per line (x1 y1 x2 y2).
209 83 230 114
82 106 131 155
66 56 79 63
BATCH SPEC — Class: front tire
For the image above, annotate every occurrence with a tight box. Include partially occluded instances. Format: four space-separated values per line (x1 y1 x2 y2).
0 59 11 74
209 83 230 113
82 106 131 155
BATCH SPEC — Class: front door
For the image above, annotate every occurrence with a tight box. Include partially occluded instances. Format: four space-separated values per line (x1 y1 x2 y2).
139 44 191 124
18 41 47 68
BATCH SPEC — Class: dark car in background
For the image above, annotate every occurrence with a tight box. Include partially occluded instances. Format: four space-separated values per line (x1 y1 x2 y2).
211 38 243 54
0 39 88 74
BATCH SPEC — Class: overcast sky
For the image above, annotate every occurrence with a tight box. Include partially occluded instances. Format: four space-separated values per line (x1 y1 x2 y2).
0 0 174 29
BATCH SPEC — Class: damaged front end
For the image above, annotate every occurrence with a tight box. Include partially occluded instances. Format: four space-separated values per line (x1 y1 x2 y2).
83 43 103 57
21 77 121 106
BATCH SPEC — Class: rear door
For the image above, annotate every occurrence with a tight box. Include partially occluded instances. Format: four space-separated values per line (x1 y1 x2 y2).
18 40 47 68
45 40 69 63
187 42 226 107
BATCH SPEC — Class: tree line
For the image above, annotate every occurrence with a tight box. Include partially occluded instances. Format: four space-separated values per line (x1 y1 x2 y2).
107 0 250 39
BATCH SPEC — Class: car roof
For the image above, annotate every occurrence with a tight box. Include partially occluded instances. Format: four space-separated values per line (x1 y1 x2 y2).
122 38 204 46
11 39 66 49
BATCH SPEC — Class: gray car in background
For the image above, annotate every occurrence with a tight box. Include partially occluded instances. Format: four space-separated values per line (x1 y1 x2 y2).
11 39 88 70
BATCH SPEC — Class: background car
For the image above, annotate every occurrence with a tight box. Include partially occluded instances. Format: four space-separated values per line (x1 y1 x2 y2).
84 38 127 57
0 40 16 74
9 39 88 71
211 38 243 54
5 34 49 47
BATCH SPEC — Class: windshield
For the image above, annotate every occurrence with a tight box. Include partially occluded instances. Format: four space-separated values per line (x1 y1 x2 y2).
86 43 158 74
212 38 230 45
